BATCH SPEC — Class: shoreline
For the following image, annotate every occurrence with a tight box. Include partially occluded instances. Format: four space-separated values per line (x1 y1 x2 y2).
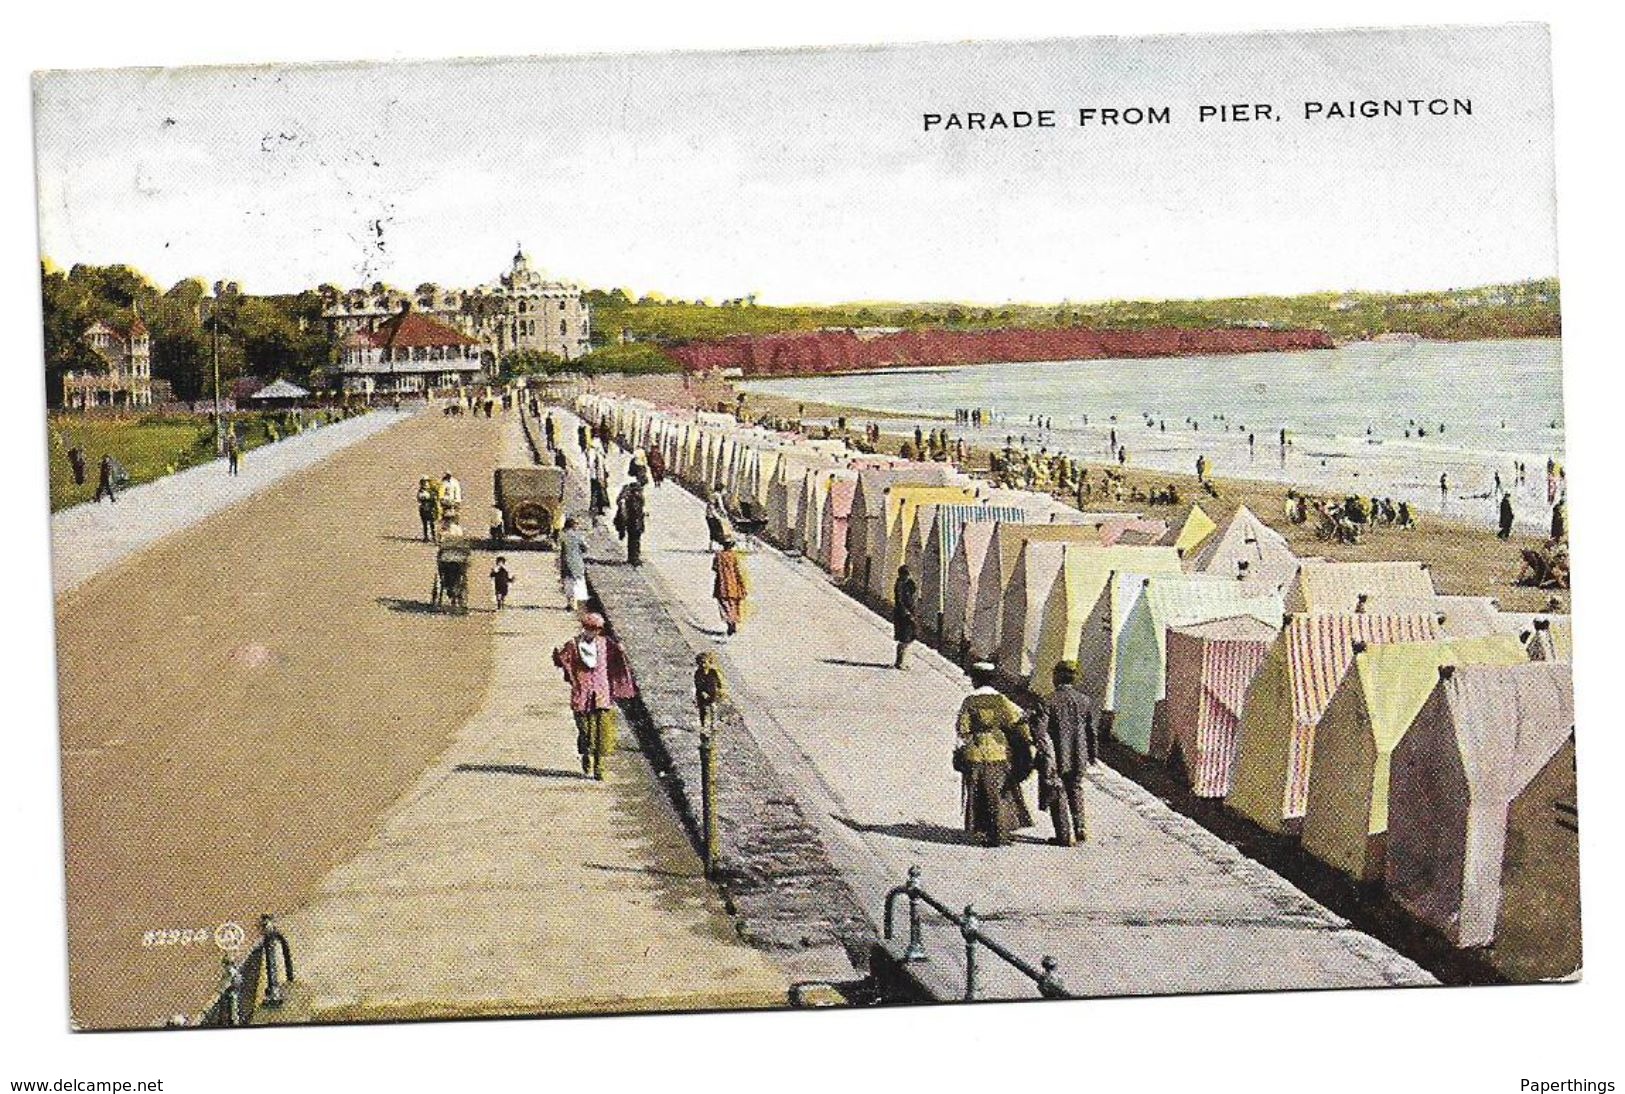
721 386 1568 616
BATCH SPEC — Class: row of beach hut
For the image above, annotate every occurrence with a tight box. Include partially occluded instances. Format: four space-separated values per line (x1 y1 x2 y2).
576 394 1579 975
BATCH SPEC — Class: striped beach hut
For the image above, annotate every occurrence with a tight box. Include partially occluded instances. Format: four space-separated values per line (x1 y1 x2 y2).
1301 634 1530 882
1385 662 1575 948
1225 612 1441 834
1161 617 1281 796
1109 575 1284 756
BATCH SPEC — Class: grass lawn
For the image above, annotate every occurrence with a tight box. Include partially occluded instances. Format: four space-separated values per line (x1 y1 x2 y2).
46 412 305 511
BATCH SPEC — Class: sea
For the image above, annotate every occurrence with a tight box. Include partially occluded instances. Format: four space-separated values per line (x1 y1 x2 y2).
739 338 1566 533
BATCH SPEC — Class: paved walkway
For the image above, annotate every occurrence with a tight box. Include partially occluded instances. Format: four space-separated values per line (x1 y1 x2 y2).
51 409 410 594
269 420 789 1021
568 411 1434 1000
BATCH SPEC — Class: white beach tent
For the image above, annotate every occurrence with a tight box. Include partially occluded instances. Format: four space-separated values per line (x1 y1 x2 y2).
1385 661 1575 947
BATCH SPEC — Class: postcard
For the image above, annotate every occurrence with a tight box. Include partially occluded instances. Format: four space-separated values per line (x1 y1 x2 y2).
33 23 1574 1031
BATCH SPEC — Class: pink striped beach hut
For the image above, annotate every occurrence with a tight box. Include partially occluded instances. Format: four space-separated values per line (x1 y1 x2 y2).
1159 616 1280 796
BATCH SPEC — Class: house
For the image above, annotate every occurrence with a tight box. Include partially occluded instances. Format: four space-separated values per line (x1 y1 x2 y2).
337 305 483 395
62 316 153 409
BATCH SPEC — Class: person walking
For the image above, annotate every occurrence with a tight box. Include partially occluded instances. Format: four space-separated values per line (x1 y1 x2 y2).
648 445 667 486
551 613 637 781
489 556 515 609
416 477 441 543
226 431 241 476
705 489 734 551
892 565 919 670
954 663 1033 847
587 447 610 527
67 444 87 488
712 537 749 636
544 413 557 451
615 479 647 566
559 517 589 611
94 454 118 504
694 651 726 731
1499 492 1515 540
1036 661 1095 846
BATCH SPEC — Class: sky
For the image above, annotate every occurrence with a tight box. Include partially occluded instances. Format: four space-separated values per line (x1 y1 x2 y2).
32 24 1557 304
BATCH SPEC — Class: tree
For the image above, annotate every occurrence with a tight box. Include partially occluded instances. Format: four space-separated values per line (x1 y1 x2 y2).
501 348 563 379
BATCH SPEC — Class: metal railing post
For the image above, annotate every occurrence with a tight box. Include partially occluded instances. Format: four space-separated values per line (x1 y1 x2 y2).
219 955 242 1027
961 904 980 1001
699 728 718 877
1037 955 1069 999
902 866 927 963
260 915 289 1009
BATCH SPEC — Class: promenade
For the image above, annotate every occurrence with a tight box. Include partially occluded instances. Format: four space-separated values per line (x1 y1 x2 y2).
50 409 409 594
565 411 1434 1000
265 419 789 1021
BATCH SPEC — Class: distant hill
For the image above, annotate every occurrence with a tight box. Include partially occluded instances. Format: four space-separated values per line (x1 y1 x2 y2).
587 279 1560 350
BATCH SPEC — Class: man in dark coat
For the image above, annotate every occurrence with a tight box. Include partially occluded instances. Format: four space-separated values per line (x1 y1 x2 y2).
1035 661 1096 845
615 480 647 566
1499 493 1515 540
893 565 919 669
94 454 118 503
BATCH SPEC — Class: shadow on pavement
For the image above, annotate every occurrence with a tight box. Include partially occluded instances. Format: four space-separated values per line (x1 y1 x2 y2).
454 763 587 780
833 815 978 846
821 657 897 670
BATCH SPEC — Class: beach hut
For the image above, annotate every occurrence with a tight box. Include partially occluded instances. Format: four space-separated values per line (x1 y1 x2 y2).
1284 560 1437 615
1030 543 1182 699
1385 662 1575 949
1187 505 1300 593
943 521 1000 659
1099 518 1171 547
845 465 952 590
914 503 1029 644
1109 575 1283 756
871 483 979 605
1161 617 1281 795
817 477 860 577
1301 634 1529 882
1225 612 1441 834
1160 503 1218 558
968 523 1102 663
1493 737 1580 980
995 540 1072 679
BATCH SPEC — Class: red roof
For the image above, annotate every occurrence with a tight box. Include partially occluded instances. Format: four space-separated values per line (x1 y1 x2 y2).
363 310 477 350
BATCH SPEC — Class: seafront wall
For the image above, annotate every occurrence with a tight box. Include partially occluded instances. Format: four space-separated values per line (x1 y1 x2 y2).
665 326 1336 376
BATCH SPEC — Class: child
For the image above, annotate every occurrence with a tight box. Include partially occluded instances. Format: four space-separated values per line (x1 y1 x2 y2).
694 652 726 731
489 557 515 609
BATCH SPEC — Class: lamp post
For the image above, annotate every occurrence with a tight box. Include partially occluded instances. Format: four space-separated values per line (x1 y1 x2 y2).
209 288 224 455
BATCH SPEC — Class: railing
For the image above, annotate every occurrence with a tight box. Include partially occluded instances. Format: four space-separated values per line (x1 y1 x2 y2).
883 865 1071 1001
196 915 295 1028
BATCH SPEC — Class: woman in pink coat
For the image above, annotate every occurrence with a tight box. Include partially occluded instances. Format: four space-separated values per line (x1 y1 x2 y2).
551 612 638 779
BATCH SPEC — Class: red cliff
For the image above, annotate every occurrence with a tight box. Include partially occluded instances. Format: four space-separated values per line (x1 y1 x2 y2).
664 326 1335 376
